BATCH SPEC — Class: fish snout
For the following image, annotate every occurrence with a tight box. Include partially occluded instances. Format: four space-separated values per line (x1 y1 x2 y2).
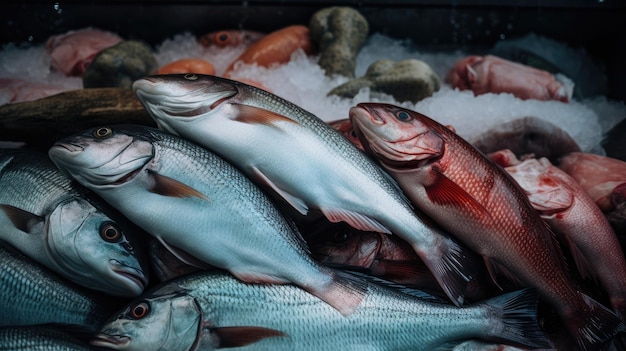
110 259 149 296
91 334 131 349
351 105 385 125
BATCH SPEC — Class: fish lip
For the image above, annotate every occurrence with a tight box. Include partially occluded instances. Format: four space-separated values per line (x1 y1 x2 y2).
51 142 84 154
110 259 148 294
91 334 131 348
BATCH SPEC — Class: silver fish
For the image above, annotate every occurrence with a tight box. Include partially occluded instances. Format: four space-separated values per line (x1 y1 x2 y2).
0 241 122 331
48 125 366 316
0 148 148 297
91 271 551 351
0 326 102 351
132 74 479 306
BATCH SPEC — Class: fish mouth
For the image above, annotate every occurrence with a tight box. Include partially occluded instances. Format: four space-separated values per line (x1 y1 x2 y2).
91 334 131 349
52 142 84 154
110 260 148 296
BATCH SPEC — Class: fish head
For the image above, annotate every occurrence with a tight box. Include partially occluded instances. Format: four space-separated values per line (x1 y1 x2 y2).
305 222 382 268
46 197 149 297
48 125 154 191
92 288 202 351
132 74 239 135
349 103 444 168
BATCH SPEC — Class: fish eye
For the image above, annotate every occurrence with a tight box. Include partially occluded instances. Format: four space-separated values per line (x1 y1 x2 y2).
93 127 112 138
331 231 349 243
100 222 122 243
129 302 150 319
216 32 230 44
395 111 413 122
184 74 198 81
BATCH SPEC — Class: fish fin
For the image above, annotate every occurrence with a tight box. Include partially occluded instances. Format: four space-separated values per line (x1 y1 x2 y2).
563 235 597 282
483 288 553 348
483 256 524 290
147 170 208 200
251 166 309 215
417 238 480 307
425 168 490 219
231 103 298 127
321 208 392 234
0 204 44 234
212 326 286 348
567 293 626 351
156 236 213 270
316 270 368 316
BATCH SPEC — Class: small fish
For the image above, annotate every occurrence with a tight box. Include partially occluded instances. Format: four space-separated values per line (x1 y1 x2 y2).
0 148 149 297
49 124 366 316
469 116 581 165
0 241 122 331
91 271 551 351
197 29 265 47
489 149 626 321
0 326 101 351
132 73 480 307
349 102 625 350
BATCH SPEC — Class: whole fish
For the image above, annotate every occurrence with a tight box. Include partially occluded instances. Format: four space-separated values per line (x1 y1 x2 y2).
0 326 102 351
348 102 625 350
91 271 551 351
48 125 366 316
0 148 148 297
488 149 626 321
0 241 122 331
132 74 479 306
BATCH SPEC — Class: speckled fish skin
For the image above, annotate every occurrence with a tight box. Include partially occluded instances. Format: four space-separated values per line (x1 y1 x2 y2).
48 125 366 316
0 242 121 332
348 102 626 351
0 148 149 298
0 326 102 351
490 150 626 322
91 271 551 351
132 74 480 307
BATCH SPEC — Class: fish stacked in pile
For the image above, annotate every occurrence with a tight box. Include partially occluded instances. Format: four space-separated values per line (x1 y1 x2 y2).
2 74 625 351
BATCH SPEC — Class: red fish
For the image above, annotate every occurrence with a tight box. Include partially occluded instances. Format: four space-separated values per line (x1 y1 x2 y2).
490 149 626 321
445 55 573 102
349 102 625 350
327 118 364 151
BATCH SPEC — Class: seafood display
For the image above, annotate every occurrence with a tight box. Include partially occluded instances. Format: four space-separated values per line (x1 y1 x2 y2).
1 3 625 351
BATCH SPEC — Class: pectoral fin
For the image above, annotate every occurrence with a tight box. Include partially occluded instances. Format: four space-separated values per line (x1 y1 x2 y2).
321 208 392 234
0 204 44 234
232 103 298 128
212 326 286 348
155 236 213 270
147 170 208 200
251 166 309 215
425 168 490 219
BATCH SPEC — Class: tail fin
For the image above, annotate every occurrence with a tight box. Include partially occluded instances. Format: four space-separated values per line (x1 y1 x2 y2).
417 237 480 307
308 269 368 316
567 293 626 351
484 288 553 349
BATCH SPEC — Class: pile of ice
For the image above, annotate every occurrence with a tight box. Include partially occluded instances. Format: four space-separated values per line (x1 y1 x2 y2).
2 31 625 154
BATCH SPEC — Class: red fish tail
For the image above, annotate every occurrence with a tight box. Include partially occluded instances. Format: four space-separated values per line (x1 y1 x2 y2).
566 293 626 351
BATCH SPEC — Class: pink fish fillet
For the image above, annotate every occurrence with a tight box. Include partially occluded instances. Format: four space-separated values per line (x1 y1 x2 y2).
445 55 574 102
490 149 626 321
349 102 625 350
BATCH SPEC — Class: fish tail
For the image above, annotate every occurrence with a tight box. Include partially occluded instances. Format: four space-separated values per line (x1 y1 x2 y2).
308 269 368 317
417 237 479 307
483 288 552 348
565 293 626 351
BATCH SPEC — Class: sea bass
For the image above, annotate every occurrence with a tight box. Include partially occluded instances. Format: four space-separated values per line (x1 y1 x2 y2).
348 102 625 350
0 241 122 332
49 125 366 316
91 271 551 351
132 74 479 306
489 149 626 321
0 148 148 297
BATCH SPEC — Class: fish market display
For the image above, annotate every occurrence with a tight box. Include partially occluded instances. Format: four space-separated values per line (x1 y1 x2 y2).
0 241 121 331
0 326 101 351
0 148 149 297
91 271 551 351
488 149 626 321
48 124 366 316
132 73 480 307
348 102 625 350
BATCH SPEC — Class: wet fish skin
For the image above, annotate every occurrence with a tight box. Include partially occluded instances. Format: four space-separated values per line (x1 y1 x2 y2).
0 148 149 298
48 124 366 316
348 102 626 350
132 74 480 307
489 149 626 321
0 326 103 351
0 241 122 332
92 271 551 351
